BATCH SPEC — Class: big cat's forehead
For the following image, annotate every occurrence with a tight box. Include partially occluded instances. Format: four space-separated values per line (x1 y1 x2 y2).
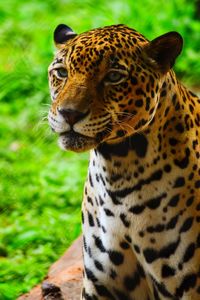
56 25 148 72
66 25 147 49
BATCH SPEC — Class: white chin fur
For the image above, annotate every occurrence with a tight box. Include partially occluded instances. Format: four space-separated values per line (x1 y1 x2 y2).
58 136 68 151
58 134 97 152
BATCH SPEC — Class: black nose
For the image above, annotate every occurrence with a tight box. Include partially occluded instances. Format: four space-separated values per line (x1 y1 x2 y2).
58 108 88 125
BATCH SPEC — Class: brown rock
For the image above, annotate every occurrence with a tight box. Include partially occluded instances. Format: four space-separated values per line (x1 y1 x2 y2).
18 236 83 300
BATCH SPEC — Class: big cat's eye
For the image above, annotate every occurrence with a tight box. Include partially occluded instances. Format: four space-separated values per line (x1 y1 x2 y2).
107 72 122 82
104 70 127 85
56 67 68 78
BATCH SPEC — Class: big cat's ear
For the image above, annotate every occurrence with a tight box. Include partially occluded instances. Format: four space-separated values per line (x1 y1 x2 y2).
54 24 77 49
144 31 183 74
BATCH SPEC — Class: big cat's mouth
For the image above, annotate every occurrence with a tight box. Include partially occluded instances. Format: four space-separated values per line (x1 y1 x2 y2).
58 130 106 152
59 130 89 140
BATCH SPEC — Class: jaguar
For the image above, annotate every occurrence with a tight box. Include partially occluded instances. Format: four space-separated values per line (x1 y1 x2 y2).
48 24 200 299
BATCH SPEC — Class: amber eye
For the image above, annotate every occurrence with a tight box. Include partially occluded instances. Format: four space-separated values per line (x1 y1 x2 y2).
107 71 122 82
56 68 68 78
104 70 127 85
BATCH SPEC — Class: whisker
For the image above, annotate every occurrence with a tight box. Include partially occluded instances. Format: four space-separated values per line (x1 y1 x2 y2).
39 110 49 116
114 111 135 116
41 116 48 122
41 103 51 107
34 119 49 132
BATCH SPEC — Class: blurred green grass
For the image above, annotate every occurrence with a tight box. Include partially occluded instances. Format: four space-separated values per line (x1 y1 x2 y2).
0 0 200 299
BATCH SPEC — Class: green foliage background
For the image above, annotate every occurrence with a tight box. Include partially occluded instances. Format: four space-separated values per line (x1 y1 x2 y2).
0 0 199 299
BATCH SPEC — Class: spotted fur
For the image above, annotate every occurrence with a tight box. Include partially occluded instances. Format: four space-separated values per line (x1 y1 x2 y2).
48 24 200 299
